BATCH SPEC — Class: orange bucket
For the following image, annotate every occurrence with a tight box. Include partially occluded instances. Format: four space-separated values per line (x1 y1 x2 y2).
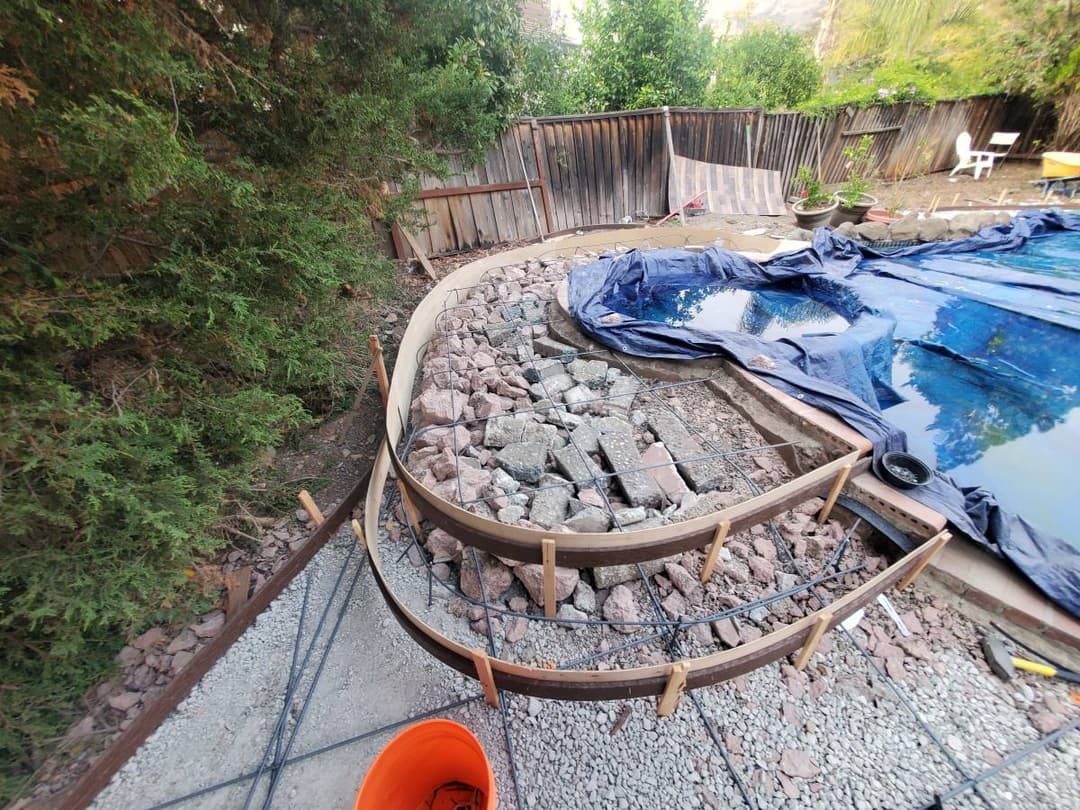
354 719 495 810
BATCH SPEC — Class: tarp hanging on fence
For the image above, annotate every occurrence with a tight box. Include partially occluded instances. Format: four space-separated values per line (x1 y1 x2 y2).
568 210 1080 619
668 156 786 216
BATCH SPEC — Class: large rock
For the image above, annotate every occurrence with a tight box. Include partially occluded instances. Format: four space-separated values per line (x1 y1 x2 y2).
514 563 579 606
565 506 611 533
916 216 949 242
495 442 549 483
604 376 640 416
647 411 728 492
528 373 575 400
484 414 528 448
551 445 603 490
562 384 595 414
854 220 890 242
641 442 691 501
459 551 514 600
414 424 470 452
597 432 664 509
522 358 565 384
412 388 464 427
602 584 641 634
529 473 573 528
426 528 463 563
533 336 577 361
567 358 609 388
888 213 920 241
592 555 678 589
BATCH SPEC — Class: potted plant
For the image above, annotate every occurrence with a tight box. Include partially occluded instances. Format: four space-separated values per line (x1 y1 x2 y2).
791 165 837 229
832 135 879 226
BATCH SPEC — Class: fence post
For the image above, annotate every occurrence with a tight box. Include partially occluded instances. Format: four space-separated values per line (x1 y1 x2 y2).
662 106 685 227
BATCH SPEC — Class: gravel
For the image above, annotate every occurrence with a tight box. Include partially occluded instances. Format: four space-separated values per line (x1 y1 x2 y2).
91 247 1079 809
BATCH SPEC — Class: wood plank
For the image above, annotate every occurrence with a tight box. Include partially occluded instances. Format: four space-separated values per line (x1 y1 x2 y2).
397 225 437 281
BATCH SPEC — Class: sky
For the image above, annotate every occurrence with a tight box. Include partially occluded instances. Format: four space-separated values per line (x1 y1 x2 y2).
549 0 827 43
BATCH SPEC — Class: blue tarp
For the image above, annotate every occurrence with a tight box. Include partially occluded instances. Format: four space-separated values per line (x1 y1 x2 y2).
568 211 1080 618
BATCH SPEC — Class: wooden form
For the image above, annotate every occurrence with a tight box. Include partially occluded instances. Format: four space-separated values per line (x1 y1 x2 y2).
297 489 325 526
699 519 731 583
393 447 866 567
897 531 952 591
657 661 690 716
542 538 557 618
361 228 953 704
470 648 501 709
817 463 852 523
794 612 833 671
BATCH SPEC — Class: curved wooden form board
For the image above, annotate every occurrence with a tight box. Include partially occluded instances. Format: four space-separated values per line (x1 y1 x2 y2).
363 226 943 699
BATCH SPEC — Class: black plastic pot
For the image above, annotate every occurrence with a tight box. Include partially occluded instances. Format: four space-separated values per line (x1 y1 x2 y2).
792 197 839 230
831 193 878 226
880 451 934 489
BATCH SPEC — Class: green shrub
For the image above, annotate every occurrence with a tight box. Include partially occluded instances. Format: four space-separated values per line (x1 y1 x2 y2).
0 0 525 801
709 24 822 110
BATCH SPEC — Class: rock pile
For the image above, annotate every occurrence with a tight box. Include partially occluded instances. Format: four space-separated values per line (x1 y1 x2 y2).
835 211 1012 244
397 259 878 657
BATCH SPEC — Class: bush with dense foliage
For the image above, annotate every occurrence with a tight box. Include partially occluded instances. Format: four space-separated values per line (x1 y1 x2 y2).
573 0 715 112
709 24 821 110
0 0 523 800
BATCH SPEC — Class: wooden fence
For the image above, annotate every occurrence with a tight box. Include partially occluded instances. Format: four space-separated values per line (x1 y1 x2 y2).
395 95 1051 258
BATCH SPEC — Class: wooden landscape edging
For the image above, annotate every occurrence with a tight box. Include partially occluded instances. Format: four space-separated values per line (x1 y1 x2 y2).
362 228 950 708
57 455 379 810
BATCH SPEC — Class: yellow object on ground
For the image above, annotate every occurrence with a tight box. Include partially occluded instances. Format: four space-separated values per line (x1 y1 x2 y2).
1042 151 1080 178
1012 657 1058 678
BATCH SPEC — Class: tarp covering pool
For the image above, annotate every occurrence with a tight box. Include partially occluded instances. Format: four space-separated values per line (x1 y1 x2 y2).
568 211 1080 618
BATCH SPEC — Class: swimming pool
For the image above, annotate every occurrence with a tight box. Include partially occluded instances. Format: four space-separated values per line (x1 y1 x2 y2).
602 231 1080 542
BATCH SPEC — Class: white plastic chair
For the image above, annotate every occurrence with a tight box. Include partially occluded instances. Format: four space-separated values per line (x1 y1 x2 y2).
950 131 1020 179
949 132 995 179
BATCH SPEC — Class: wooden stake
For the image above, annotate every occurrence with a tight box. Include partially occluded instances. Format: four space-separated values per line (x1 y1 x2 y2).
368 333 424 542
350 518 367 550
897 531 952 591
816 463 852 523
470 648 500 709
297 489 324 527
657 661 690 716
224 566 252 618
542 537 557 618
951 192 960 205
368 334 391 405
700 519 731 583
997 187 1008 205
794 612 833 671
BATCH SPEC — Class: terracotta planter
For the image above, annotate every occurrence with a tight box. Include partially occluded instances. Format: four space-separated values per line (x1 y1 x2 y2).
831 193 878 226
865 208 903 225
792 197 839 230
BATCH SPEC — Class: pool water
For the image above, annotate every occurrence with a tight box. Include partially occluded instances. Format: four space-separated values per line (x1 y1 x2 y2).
605 230 1080 544
622 283 852 340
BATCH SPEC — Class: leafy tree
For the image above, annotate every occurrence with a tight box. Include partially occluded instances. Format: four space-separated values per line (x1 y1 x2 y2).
708 24 821 110
995 0 1080 149
521 29 582 116
573 0 715 112
0 0 523 800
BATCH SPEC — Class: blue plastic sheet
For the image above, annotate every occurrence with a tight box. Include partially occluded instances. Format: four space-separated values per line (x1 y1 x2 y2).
568 211 1080 618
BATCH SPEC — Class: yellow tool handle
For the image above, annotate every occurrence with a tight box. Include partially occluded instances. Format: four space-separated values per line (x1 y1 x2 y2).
1012 657 1057 678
